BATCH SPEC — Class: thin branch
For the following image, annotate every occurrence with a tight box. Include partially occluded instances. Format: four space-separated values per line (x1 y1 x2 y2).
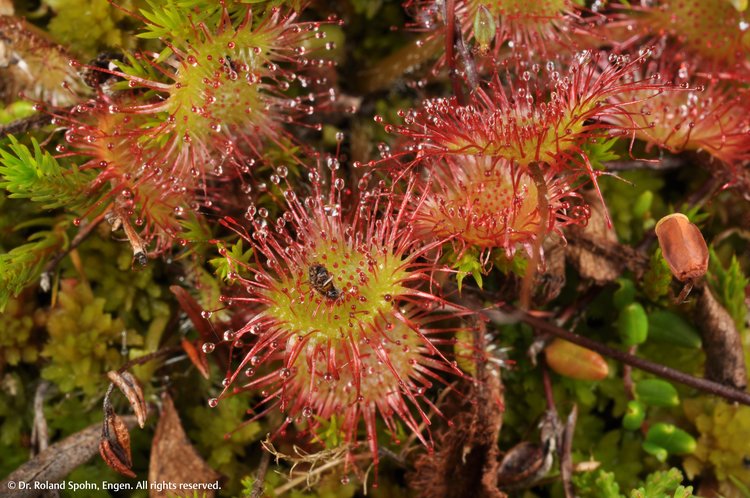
604 156 685 171
31 381 53 456
0 113 53 136
444 0 465 103
622 345 637 400
493 306 750 406
540 360 557 414
452 12 478 93
560 405 577 498
115 346 181 373
250 450 271 498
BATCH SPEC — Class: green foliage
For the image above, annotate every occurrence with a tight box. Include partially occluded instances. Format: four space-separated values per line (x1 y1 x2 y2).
0 296 38 366
178 212 214 259
350 0 383 19
575 468 696 498
630 469 696 498
613 278 637 309
0 219 68 310
647 310 702 349
241 470 359 498
136 0 224 50
618 302 649 346
683 398 750 487
0 136 95 211
210 239 253 281
599 170 664 242
44 0 135 57
313 414 345 448
644 423 697 455
0 373 30 478
584 137 620 171
574 468 621 498
67 231 167 321
188 395 263 494
635 379 680 408
707 247 749 333
0 101 36 124
455 250 484 292
41 280 138 395
642 249 672 302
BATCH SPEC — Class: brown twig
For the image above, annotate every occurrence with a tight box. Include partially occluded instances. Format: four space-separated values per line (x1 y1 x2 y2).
560 405 577 498
540 360 557 415
604 157 685 171
31 381 52 456
491 306 750 405
520 163 551 309
115 346 181 374
0 113 53 136
622 345 637 400
250 449 271 498
568 231 649 277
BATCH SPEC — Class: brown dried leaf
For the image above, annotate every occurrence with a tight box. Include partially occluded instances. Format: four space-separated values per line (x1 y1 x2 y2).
565 196 620 285
149 393 221 498
170 286 214 342
409 364 505 498
533 234 566 305
1 417 137 497
695 286 747 389
107 370 148 428
171 285 229 372
181 338 210 379
100 410 136 478
100 439 136 479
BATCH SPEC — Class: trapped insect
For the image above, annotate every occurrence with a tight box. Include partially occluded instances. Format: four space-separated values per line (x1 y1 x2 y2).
308 263 341 300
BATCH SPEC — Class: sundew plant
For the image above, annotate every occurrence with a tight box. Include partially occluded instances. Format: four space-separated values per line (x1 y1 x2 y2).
1 1 750 497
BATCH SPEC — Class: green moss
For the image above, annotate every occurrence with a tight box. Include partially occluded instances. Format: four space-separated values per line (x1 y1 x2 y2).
41 280 137 395
44 0 136 58
0 296 39 366
188 395 263 495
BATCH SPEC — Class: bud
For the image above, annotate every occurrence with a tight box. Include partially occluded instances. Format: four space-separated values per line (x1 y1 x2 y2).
473 6 496 52
613 278 636 310
617 302 648 346
645 423 697 455
544 339 609 381
642 441 669 462
655 213 709 283
622 400 646 431
635 379 680 407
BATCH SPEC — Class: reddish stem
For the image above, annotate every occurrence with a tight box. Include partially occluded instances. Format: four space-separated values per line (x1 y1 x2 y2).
444 0 464 103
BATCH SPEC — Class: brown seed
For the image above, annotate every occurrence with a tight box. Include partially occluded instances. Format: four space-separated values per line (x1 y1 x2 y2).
654 213 709 282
